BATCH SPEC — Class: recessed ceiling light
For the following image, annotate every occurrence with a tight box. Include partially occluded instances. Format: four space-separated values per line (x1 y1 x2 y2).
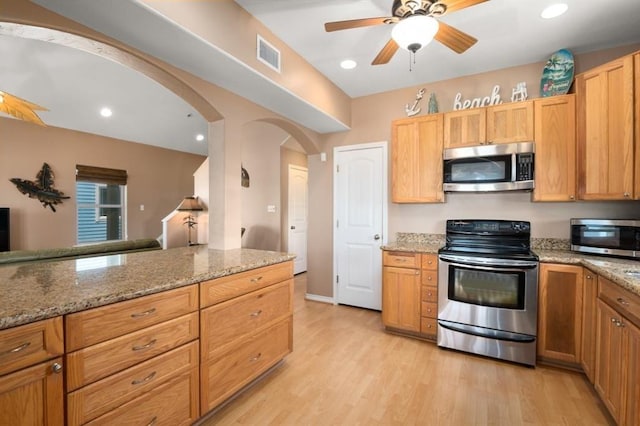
99 107 113 118
541 3 568 19
195 134 205 142
340 59 357 70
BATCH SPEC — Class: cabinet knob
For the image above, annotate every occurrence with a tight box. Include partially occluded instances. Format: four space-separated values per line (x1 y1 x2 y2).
52 363 62 374
624 192 630 198
617 297 630 307
586 275 592 279
569 195 575 200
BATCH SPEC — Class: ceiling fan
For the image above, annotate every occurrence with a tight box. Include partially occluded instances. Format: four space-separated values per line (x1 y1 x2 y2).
324 0 488 65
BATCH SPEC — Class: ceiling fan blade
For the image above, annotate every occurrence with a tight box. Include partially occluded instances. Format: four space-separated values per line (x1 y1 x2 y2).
434 21 478 54
325 17 394 32
372 39 399 65
442 0 489 14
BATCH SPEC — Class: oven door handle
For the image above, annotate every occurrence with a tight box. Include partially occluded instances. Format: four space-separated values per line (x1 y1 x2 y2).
439 255 538 270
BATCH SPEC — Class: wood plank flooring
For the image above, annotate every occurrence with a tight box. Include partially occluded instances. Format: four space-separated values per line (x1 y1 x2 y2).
201 273 614 425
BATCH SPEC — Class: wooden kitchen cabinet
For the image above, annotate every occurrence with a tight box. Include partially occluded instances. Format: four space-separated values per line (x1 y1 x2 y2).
532 95 577 202
0 317 64 426
420 254 438 339
537 263 583 366
443 108 486 148
382 251 421 333
486 100 534 144
581 270 598 383
577 55 635 200
391 114 444 203
595 276 640 425
65 285 200 425
200 262 293 414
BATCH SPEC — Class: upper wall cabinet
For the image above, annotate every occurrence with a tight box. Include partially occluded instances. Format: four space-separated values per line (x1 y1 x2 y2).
443 108 486 148
486 100 534 144
576 55 635 200
391 114 444 203
443 101 534 148
532 95 576 202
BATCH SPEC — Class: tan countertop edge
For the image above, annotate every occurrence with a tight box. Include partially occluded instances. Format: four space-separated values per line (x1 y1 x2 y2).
0 246 295 331
381 243 640 297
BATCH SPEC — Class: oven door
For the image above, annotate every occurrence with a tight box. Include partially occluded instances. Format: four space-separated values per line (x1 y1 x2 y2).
438 254 538 337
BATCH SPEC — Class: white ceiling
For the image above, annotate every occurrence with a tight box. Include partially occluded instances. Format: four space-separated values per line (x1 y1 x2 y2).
3 0 640 154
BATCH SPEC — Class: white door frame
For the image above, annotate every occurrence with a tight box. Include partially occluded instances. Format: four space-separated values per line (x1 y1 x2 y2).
333 141 388 306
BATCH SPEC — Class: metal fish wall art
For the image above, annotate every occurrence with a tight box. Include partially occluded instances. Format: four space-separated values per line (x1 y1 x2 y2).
10 163 70 212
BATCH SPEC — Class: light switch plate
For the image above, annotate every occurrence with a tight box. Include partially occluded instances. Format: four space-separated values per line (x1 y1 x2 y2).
267 205 276 213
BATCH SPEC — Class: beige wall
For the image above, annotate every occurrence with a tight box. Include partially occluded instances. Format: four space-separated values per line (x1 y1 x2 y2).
1 117 205 250
305 44 640 298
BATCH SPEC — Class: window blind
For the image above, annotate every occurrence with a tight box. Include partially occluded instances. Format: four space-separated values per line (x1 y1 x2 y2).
76 165 127 185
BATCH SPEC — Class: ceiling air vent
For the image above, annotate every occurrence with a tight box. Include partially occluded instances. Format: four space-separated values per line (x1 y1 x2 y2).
257 35 281 73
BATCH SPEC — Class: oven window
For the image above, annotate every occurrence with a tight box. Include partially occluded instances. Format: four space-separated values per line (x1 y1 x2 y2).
448 266 525 309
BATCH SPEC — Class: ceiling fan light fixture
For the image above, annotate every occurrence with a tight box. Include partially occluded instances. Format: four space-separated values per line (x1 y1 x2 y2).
391 15 439 52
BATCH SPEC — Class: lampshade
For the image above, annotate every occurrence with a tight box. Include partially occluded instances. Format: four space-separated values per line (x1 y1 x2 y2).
391 15 439 53
176 196 203 212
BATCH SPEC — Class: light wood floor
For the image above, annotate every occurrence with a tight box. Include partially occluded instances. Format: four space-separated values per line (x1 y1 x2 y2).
202 273 613 425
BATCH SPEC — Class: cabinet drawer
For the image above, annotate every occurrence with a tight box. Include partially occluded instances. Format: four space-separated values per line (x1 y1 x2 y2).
421 270 437 286
599 277 640 327
421 254 438 270
201 318 291 412
67 341 198 426
67 312 199 391
66 285 198 351
383 251 420 268
86 368 199 426
201 262 293 307
421 286 438 303
201 280 292 358
421 301 438 319
421 318 437 336
0 317 63 376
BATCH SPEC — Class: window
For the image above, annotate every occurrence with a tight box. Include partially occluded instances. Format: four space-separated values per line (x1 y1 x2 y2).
76 165 127 244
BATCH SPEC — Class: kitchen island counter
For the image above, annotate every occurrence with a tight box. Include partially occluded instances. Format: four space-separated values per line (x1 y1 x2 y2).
0 245 295 330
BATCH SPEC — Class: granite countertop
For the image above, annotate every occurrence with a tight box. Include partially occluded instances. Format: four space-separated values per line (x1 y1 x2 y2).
382 233 640 297
0 246 295 331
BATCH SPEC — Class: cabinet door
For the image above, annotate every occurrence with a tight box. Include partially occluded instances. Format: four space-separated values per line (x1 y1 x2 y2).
624 319 640 426
532 95 576 202
382 266 421 332
486 100 534 144
391 114 444 203
0 357 64 426
577 55 634 200
537 264 583 365
595 300 625 423
581 271 598 383
444 108 486 148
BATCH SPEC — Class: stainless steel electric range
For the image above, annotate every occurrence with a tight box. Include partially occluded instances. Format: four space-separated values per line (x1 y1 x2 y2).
437 219 539 366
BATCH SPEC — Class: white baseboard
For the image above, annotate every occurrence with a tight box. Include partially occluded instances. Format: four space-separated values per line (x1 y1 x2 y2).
305 293 335 305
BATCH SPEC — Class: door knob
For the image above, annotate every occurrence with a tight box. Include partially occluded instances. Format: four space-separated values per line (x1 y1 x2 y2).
291 226 296 230
374 234 380 240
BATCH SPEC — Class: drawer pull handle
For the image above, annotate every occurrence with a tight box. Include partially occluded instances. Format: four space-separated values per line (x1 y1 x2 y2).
250 310 263 317
250 353 262 362
395 258 406 262
132 371 157 385
146 416 158 426
131 308 156 318
250 276 263 283
616 297 630 307
4 342 30 355
132 339 157 352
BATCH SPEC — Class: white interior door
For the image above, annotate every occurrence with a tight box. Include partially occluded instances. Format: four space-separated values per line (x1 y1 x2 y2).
334 142 387 310
288 165 308 274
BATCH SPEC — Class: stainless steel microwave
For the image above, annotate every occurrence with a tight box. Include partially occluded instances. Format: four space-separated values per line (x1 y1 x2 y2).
443 141 535 192
571 219 640 259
